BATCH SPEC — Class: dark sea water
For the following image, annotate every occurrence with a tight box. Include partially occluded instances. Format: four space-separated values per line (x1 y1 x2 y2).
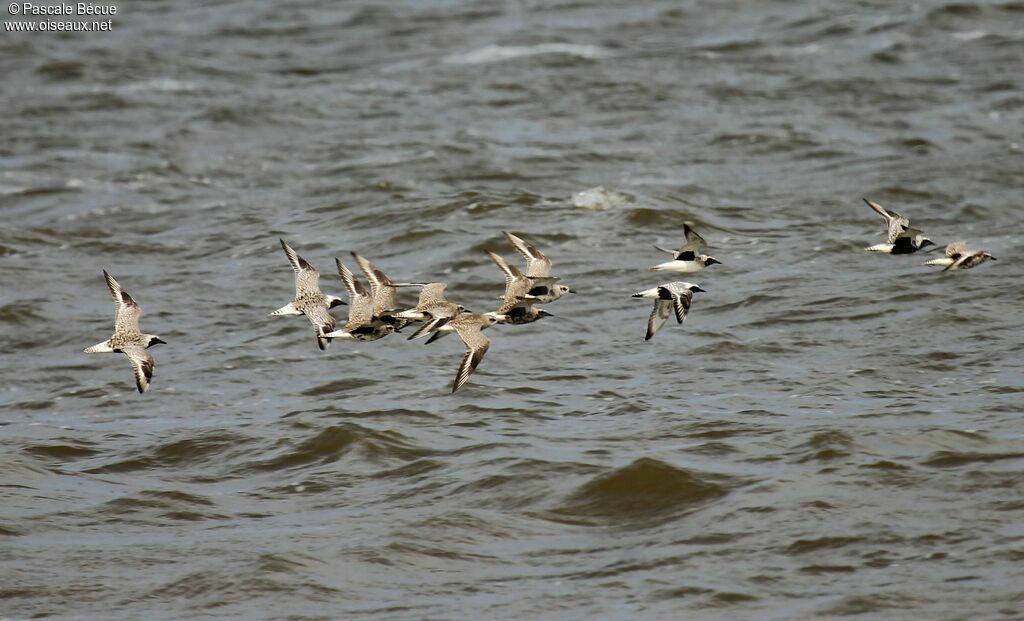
2 1 1024 619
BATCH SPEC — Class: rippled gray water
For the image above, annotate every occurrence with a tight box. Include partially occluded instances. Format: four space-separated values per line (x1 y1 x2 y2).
2 1 1024 619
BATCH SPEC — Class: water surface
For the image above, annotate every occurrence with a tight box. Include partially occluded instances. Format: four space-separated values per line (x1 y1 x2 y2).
2 1 1023 619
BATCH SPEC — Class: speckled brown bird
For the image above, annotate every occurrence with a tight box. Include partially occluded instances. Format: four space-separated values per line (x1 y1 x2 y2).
270 239 346 350
83 271 166 393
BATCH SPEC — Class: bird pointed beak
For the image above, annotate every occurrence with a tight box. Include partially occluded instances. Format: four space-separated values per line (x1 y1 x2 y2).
706 258 722 266
153 337 167 345
568 288 577 294
693 286 707 293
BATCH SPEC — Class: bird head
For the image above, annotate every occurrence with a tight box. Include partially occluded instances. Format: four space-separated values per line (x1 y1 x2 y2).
483 313 506 326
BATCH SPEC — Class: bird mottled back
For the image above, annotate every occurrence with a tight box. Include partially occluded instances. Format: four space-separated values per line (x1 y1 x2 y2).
417 283 449 307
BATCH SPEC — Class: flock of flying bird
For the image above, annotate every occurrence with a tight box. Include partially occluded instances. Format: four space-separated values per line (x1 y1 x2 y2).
82 199 997 394
266 231 573 393
862 198 997 269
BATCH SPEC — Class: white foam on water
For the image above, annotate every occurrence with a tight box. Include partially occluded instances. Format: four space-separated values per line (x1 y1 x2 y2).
445 43 613 65
572 186 632 210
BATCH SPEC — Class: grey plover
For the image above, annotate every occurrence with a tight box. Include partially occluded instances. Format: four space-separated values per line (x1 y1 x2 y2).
424 309 508 344
419 250 534 346
271 239 346 351
391 282 466 340
632 282 706 341
863 198 935 254
83 271 166 393
323 258 396 341
503 231 574 303
650 224 721 273
487 250 554 325
446 312 503 393
924 241 997 271
350 252 410 330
